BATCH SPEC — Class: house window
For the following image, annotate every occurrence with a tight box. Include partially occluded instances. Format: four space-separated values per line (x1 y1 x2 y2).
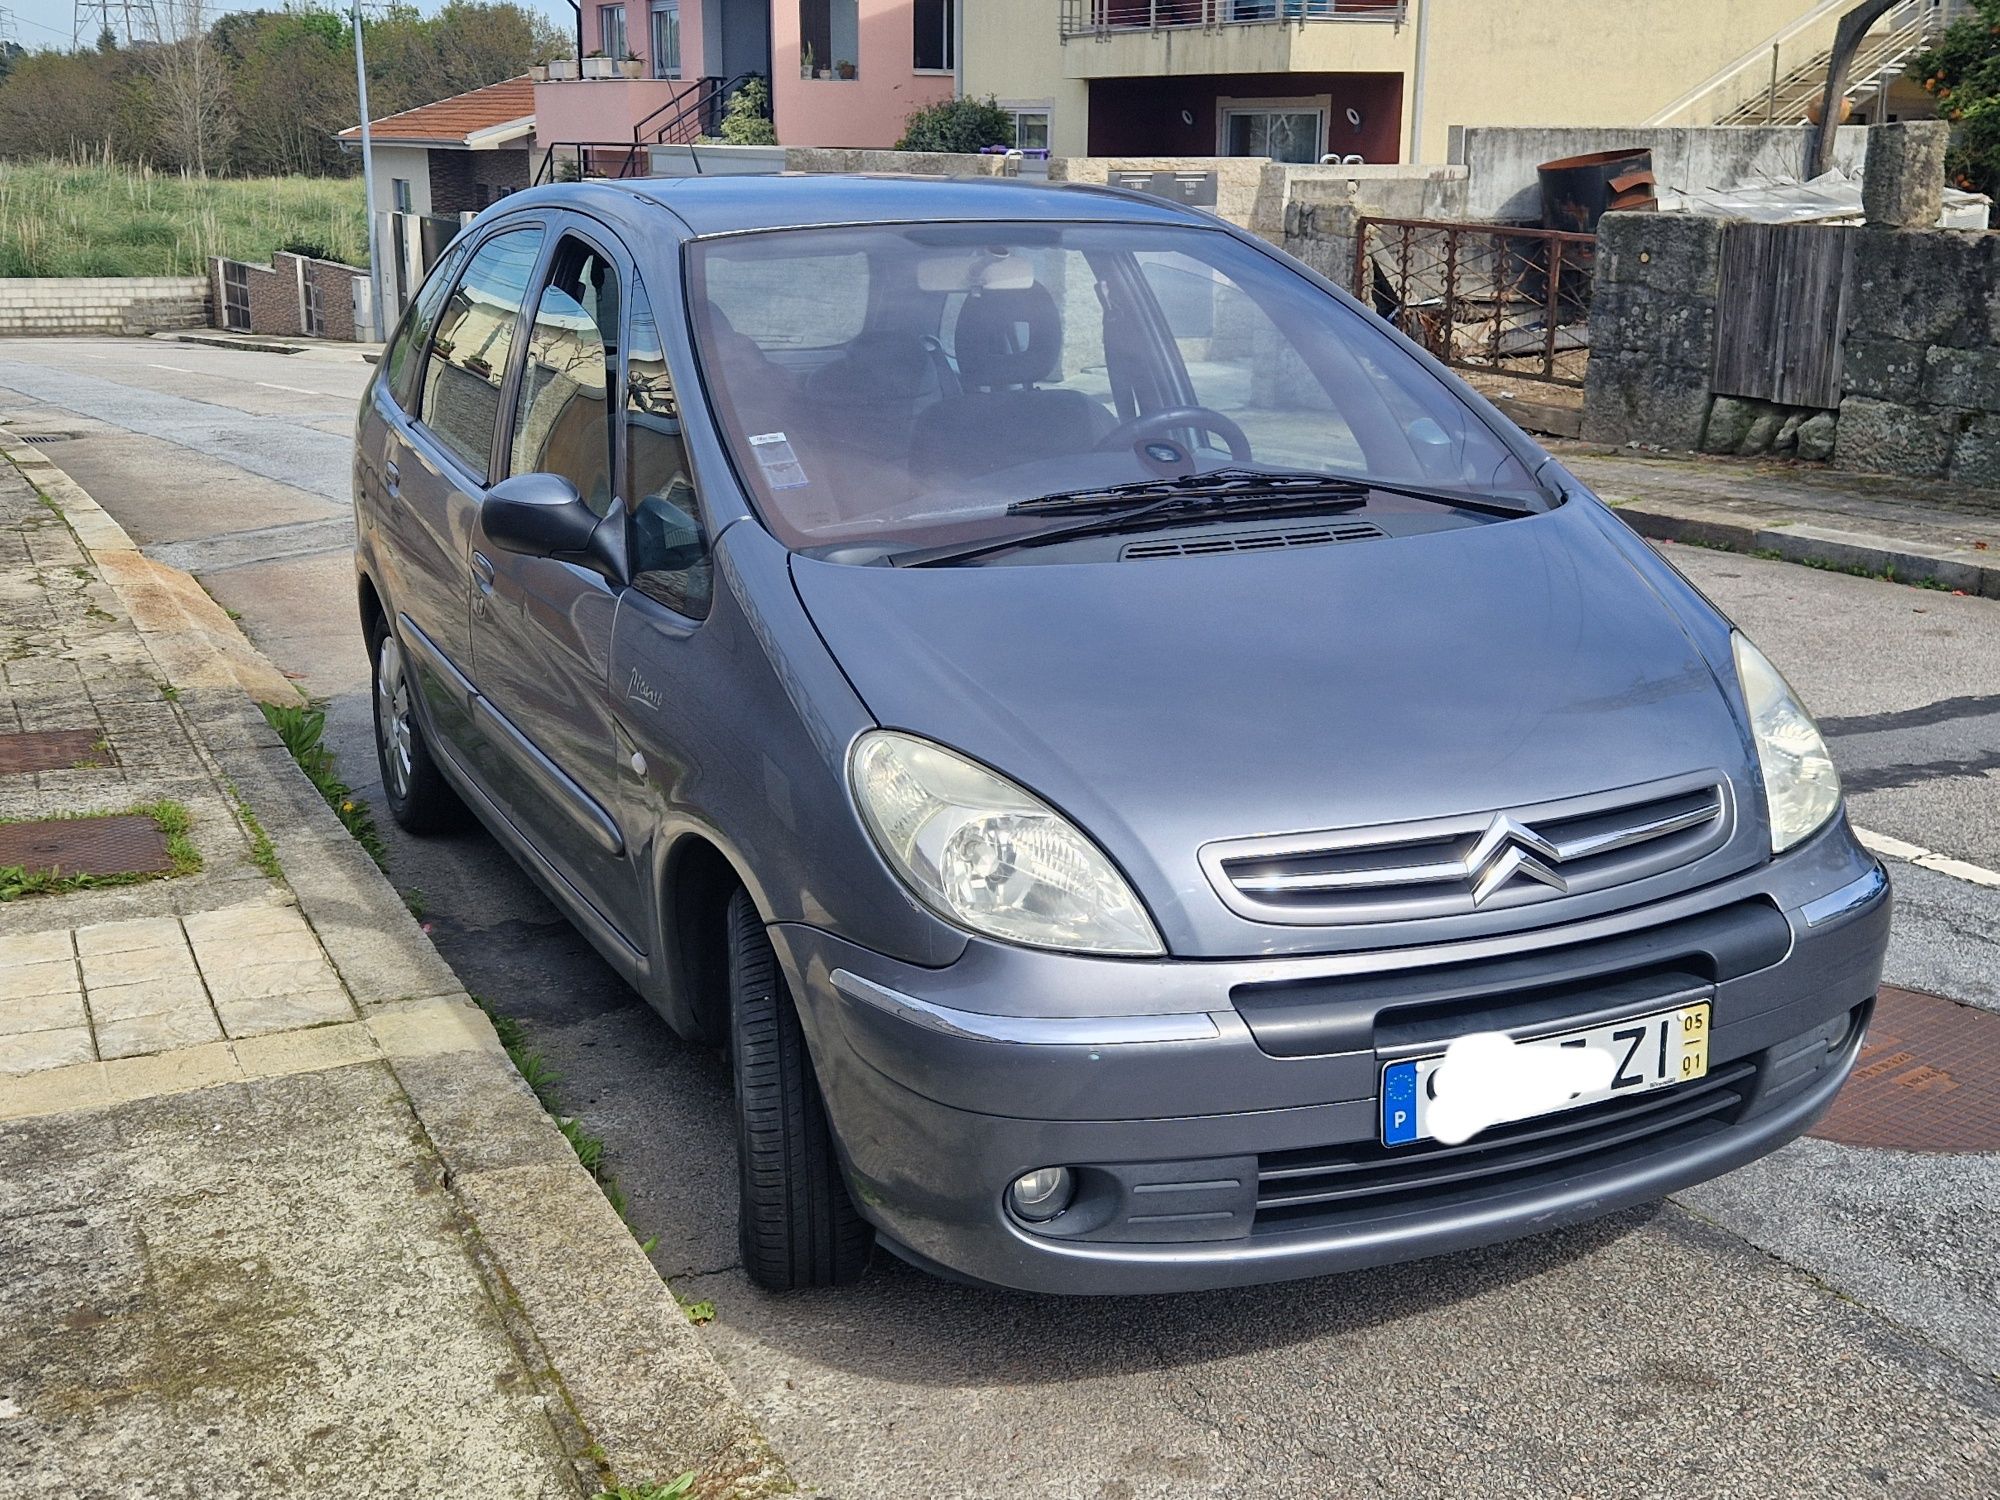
913 0 953 72
1009 108 1050 152
650 1 680 78
391 177 413 212
1221 104 1325 164
599 4 628 59
799 0 858 79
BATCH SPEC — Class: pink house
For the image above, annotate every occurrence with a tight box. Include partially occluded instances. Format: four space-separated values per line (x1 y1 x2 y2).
534 0 958 155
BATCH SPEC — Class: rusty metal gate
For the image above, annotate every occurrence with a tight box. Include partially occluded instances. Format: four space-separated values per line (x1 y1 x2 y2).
1352 218 1596 387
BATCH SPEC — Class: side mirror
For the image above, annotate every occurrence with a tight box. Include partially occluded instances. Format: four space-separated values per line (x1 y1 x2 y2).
483 472 600 559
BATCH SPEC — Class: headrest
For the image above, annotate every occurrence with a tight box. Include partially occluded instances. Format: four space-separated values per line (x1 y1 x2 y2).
952 285 1061 390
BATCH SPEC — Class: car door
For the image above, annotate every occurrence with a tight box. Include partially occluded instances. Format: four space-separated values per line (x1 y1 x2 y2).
385 222 546 754
470 221 646 948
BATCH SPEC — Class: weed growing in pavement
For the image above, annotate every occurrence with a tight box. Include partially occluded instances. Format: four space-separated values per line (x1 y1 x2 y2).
402 887 427 920
1669 535 1965 592
473 995 661 1258
593 1476 697 1500
156 682 179 702
0 798 201 901
260 701 387 867
226 781 282 881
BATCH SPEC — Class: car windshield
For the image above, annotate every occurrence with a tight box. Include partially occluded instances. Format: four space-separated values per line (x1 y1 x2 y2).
685 220 1547 555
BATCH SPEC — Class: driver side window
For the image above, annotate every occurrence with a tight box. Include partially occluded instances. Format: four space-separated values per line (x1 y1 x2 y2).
625 279 711 619
511 234 619 517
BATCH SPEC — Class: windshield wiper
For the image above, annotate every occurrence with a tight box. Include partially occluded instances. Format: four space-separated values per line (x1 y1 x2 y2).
1005 467 1368 515
897 485 1372 568
896 468 1543 569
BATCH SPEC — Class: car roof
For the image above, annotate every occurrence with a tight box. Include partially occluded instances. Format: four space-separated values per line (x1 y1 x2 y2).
513 173 1216 238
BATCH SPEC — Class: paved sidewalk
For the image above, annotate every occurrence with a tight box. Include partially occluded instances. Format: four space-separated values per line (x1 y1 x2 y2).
0 449 785 1498
1557 442 2000 598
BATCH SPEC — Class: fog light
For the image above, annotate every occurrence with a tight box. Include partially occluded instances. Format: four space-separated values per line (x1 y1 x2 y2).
1007 1166 1074 1222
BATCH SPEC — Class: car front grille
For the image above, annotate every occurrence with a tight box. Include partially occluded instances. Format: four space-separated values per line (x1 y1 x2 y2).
1251 1056 1759 1235
1201 773 1732 926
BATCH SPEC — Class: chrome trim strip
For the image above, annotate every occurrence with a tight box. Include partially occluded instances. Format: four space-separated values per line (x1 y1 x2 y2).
1801 864 1889 927
1547 802 1722 861
830 970 1222 1046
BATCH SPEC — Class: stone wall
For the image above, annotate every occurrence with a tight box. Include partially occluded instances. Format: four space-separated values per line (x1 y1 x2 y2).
1581 212 1725 450
1834 228 2000 485
0 277 210 337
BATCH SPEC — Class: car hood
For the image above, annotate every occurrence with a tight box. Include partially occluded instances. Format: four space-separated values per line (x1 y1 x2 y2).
789 503 1765 958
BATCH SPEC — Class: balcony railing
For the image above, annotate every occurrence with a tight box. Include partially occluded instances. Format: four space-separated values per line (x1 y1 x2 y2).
1059 0 1407 38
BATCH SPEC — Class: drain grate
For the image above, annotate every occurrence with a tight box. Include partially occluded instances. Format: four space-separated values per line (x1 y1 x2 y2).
1809 985 2000 1153
0 813 172 879
0 729 110 775
18 433 76 445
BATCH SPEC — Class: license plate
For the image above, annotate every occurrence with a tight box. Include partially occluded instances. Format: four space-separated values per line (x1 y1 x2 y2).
1379 1002 1711 1147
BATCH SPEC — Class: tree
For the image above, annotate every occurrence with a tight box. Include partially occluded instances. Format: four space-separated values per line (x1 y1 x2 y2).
143 0 236 177
715 78 777 146
0 49 147 163
1909 0 2000 194
895 96 1014 155
219 9 354 177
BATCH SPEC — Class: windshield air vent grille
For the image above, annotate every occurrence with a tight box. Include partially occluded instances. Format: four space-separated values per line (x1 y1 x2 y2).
1121 522 1385 561
1200 774 1734 927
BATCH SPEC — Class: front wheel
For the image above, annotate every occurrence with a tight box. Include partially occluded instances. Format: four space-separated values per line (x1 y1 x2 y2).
727 887 872 1289
368 615 464 835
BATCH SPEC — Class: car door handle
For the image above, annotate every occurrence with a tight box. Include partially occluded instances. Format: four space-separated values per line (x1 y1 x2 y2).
471 551 496 594
384 459 400 497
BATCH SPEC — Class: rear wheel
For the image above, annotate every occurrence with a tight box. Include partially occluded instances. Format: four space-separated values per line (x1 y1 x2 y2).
368 614 464 835
727 887 872 1289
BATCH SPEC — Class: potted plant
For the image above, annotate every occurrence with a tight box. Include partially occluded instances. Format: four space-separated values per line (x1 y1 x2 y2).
619 49 643 79
547 55 578 80
583 49 616 79
834 59 856 80
799 42 815 80
528 58 550 82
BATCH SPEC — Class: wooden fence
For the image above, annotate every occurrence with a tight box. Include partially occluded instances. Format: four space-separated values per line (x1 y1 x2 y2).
1711 221 1857 409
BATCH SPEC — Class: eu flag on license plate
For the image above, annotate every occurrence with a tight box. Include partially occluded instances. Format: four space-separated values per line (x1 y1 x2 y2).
1381 1060 1419 1146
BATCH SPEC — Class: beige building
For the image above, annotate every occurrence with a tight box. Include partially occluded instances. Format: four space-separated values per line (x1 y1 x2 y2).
964 0 1948 166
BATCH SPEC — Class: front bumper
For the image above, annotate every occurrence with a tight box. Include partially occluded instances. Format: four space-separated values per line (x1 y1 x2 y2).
769 825 1890 1295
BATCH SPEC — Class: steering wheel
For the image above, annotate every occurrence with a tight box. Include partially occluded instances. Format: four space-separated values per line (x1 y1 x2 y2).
1095 405 1253 464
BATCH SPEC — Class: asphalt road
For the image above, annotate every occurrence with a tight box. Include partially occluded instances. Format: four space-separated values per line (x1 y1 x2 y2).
3 336 1997 1499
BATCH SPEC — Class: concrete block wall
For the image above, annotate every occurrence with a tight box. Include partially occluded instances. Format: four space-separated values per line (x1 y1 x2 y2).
1280 165 1472 290
0 277 211 336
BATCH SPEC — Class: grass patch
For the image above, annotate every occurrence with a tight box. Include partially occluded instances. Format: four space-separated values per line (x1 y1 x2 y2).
1667 533 1960 591
594 1478 697 1500
474 995 659 1256
0 798 201 901
0 160 366 278
156 682 179 702
261 701 386 868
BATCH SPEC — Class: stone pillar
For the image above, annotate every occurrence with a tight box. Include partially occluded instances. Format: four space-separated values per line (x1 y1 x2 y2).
1862 121 1948 229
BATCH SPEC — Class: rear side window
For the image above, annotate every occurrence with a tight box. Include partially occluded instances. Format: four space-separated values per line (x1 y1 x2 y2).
383 240 467 414
511 235 620 516
419 226 545 482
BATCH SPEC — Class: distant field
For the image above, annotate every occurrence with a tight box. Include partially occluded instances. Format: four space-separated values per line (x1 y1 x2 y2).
0 161 367 278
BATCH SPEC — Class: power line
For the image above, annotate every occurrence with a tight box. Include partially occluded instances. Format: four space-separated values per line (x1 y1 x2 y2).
73 0 150 50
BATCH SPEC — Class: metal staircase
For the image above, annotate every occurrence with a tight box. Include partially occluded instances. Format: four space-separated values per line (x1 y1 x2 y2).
1720 0 1943 124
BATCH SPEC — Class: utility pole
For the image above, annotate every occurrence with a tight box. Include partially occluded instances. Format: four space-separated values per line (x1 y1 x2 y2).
352 0 386 340
71 0 144 50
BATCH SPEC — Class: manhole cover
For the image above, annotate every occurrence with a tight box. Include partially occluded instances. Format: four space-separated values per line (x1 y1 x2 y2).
0 814 172 879
1810 986 2000 1153
0 729 109 775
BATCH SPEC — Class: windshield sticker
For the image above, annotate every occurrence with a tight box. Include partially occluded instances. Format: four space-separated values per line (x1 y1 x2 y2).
748 431 809 490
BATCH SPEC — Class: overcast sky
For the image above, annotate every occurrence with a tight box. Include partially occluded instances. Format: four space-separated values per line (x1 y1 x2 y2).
4 1 574 54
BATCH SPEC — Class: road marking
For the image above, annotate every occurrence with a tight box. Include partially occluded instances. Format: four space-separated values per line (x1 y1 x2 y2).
1856 826 2000 890
146 363 195 374
255 381 325 395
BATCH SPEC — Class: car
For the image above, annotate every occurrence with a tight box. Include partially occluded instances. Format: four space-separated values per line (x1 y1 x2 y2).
352 173 1890 1296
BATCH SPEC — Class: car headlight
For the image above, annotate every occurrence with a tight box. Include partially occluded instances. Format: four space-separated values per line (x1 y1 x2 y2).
849 730 1164 957
1731 633 1841 853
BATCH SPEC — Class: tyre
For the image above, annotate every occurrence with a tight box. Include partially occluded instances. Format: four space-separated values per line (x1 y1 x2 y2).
368 614 465 835
727 886 872 1289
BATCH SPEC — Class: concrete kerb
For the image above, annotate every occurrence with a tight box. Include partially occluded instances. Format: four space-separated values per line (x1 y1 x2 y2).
1 435 793 1499
1610 498 2000 599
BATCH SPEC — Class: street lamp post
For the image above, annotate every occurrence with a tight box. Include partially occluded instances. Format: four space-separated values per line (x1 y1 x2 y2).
352 0 387 342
